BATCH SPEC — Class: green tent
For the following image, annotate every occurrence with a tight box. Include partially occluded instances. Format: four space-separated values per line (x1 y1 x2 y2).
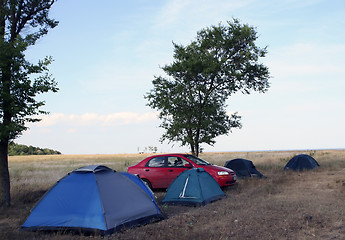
162 168 226 206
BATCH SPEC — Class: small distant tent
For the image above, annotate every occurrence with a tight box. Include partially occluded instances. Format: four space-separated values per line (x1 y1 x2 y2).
162 168 225 206
21 165 163 235
224 158 264 178
284 154 319 171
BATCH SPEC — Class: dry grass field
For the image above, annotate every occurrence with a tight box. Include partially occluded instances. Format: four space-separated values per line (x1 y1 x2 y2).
1 149 345 239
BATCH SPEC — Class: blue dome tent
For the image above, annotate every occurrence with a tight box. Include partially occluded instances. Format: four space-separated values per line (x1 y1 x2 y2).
162 168 226 206
21 165 163 235
284 154 320 171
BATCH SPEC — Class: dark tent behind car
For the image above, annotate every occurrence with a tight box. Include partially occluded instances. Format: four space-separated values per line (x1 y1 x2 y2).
284 154 319 171
21 165 163 235
162 168 226 206
224 158 264 178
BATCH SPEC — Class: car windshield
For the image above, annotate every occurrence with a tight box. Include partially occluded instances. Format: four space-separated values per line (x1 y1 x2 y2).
184 155 211 166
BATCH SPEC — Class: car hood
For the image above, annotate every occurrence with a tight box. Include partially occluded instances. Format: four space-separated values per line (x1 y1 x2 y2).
202 164 234 173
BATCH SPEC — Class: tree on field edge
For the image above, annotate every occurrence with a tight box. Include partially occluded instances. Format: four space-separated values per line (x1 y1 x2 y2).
0 0 58 207
145 19 271 156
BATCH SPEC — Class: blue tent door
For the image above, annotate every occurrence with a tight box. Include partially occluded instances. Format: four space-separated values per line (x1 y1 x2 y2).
178 176 201 200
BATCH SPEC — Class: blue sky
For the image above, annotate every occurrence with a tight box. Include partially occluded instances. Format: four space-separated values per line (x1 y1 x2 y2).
18 0 345 154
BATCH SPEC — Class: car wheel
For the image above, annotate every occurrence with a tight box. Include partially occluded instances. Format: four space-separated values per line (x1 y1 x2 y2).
141 178 152 189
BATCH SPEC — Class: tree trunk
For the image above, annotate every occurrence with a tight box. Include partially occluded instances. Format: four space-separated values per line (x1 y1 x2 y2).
190 142 195 156
0 139 10 207
190 140 199 156
195 142 199 157
0 48 12 207
194 128 200 157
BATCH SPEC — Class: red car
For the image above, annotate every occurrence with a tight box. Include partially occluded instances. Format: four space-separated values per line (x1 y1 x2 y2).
127 154 237 189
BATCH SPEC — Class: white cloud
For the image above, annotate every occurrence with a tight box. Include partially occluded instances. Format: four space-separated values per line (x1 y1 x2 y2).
267 43 345 77
154 0 252 31
37 112 159 127
156 0 191 27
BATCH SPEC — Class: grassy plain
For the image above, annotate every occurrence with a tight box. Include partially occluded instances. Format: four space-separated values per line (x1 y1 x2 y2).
1 149 345 239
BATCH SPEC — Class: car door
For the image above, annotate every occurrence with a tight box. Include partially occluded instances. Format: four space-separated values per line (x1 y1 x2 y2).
142 156 168 188
164 156 191 187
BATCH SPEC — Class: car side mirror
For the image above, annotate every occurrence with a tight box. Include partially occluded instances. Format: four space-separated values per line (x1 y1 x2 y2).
185 164 193 168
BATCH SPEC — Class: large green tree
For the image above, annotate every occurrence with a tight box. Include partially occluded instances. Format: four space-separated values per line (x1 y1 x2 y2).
0 0 58 206
145 19 270 156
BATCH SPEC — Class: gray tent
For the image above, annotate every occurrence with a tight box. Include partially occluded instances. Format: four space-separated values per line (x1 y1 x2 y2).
224 158 264 178
284 154 319 171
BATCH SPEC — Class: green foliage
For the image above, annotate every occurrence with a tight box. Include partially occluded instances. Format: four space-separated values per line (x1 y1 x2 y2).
8 142 61 156
145 19 270 156
0 0 58 206
0 0 59 141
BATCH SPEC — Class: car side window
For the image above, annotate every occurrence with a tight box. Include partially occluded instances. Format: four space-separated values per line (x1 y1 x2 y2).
167 157 189 167
146 157 166 167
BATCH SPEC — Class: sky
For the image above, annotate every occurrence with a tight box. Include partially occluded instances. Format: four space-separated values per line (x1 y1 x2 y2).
17 0 345 154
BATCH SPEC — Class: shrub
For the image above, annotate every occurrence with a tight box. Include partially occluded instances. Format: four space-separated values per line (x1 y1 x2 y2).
8 142 61 156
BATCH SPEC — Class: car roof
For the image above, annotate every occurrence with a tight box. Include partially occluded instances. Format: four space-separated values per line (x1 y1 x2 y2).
148 153 192 157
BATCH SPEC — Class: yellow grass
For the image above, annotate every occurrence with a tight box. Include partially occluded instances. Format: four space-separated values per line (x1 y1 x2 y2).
2 149 345 239
8 149 345 191
9 153 153 194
